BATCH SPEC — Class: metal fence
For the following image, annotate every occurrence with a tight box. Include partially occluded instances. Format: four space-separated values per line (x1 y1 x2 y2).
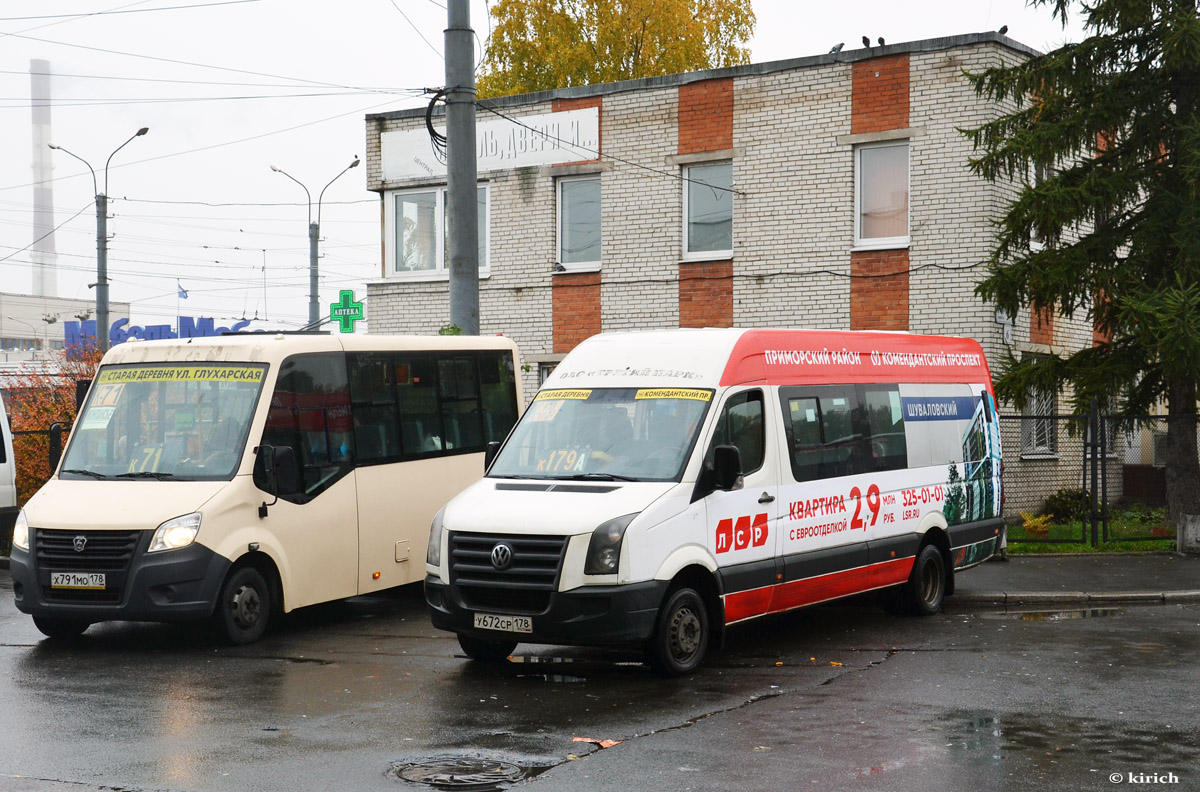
999 408 1182 545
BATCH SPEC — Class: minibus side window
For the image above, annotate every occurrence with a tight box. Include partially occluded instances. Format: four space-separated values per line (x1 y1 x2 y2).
256 353 352 503
781 384 908 481
348 351 519 464
860 385 907 472
710 390 765 475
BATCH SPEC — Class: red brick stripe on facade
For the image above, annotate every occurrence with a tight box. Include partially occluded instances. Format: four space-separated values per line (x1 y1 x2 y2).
552 272 602 354
678 78 734 155
851 54 910 134
679 260 734 328
1030 302 1055 346
553 95 602 164
850 249 909 331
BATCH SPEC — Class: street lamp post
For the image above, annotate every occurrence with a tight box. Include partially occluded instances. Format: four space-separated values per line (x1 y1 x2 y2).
270 157 360 327
48 127 149 352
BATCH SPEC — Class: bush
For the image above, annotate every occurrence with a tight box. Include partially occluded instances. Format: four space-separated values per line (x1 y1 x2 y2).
1043 487 1092 522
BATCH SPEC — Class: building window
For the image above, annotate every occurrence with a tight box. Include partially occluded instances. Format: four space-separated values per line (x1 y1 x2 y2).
1021 388 1057 456
557 176 601 270
855 141 909 248
538 362 558 385
683 161 733 259
386 185 489 278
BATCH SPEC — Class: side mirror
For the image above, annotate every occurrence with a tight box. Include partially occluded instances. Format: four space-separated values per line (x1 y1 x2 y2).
255 444 301 518
483 441 501 472
712 444 743 491
75 379 92 412
48 422 64 473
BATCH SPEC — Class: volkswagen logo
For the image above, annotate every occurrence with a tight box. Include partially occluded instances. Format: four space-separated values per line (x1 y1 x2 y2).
73 536 88 553
490 542 514 571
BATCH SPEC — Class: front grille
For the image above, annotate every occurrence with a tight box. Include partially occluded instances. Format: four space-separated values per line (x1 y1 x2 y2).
449 532 568 614
35 528 142 603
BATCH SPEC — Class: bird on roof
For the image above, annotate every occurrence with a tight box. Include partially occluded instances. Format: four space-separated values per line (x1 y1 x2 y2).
830 42 844 53
998 25 1008 35
878 36 885 46
862 35 871 47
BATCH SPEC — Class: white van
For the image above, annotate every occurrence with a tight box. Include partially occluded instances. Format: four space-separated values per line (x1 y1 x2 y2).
425 328 1004 674
9 332 521 642
1 393 16 550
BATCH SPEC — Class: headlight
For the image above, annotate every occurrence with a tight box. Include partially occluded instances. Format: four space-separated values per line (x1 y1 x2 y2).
585 513 636 575
12 509 29 551
427 507 445 567
148 512 201 552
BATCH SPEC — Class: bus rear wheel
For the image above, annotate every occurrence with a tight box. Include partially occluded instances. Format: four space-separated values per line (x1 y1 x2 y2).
457 634 517 662
647 587 709 676
33 616 90 639
212 566 272 645
903 544 946 615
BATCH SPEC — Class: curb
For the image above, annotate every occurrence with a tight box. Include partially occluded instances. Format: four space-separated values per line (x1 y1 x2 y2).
949 590 1200 609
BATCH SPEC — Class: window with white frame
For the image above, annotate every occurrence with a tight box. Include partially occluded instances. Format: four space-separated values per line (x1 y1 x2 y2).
684 161 733 258
1021 387 1057 455
855 141 909 248
557 175 601 270
386 185 488 277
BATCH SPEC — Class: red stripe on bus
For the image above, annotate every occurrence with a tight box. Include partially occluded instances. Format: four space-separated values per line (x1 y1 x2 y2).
723 557 914 624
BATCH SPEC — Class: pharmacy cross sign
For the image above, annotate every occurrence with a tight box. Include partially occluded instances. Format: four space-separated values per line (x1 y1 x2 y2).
330 290 364 333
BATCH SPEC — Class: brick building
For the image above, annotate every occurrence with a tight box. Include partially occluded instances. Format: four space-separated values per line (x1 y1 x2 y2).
362 32 1099 513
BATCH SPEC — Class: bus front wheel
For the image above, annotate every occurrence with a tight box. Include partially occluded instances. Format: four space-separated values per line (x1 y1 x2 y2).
213 566 272 645
647 587 709 676
33 616 90 639
457 634 517 662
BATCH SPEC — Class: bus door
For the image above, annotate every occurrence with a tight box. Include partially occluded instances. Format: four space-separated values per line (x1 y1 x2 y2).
256 353 358 609
704 388 778 623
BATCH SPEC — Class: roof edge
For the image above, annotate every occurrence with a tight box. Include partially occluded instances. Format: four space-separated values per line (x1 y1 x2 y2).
367 32 1038 122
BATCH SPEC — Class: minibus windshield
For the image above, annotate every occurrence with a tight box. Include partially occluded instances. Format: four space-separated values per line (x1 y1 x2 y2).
488 387 712 482
59 363 268 482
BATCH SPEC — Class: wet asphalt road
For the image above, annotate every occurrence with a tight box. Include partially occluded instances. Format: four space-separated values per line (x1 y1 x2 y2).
1 569 1197 792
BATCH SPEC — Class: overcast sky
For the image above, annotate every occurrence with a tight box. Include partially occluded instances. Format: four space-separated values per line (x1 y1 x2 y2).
0 0 1087 333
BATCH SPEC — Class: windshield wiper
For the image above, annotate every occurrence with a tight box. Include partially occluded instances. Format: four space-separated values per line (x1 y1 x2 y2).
61 468 109 480
553 473 640 482
115 471 177 480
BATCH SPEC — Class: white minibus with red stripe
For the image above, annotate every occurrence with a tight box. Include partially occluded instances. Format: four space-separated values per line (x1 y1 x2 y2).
424 328 1004 674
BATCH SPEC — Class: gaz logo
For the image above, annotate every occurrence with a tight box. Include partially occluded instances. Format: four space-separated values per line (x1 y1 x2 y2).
715 513 769 553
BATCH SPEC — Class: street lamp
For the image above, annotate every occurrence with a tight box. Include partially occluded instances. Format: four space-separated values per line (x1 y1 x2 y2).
270 156 360 326
6 316 39 358
48 126 149 352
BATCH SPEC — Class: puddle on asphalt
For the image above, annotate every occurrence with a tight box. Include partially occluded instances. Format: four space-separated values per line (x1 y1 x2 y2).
981 608 1120 622
939 711 1198 766
392 757 549 790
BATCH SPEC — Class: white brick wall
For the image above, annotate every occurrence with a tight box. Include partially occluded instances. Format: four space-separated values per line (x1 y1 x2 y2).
365 37 1086 414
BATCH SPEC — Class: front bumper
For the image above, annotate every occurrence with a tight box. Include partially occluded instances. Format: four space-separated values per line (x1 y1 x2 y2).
425 575 669 648
9 531 230 624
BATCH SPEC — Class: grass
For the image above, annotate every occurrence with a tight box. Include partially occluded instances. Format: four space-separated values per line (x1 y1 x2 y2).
1007 502 1176 554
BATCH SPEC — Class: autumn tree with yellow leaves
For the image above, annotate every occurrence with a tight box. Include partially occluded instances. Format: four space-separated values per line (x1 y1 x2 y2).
476 0 755 99
6 345 102 505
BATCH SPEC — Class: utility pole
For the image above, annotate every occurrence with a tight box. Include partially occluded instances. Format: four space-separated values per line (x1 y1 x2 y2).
48 127 148 353
446 0 479 334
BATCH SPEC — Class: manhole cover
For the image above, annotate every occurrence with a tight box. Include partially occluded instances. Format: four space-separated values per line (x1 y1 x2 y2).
394 758 526 789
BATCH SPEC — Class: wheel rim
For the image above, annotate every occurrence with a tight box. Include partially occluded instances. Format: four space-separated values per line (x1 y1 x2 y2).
231 584 261 630
920 556 942 605
668 603 702 662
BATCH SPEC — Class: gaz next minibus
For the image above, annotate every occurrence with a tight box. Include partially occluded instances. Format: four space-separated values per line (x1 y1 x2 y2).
9 332 521 643
425 328 1004 675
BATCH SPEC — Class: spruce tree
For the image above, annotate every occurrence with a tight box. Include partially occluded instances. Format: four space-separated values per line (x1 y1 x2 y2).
964 0 1200 532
